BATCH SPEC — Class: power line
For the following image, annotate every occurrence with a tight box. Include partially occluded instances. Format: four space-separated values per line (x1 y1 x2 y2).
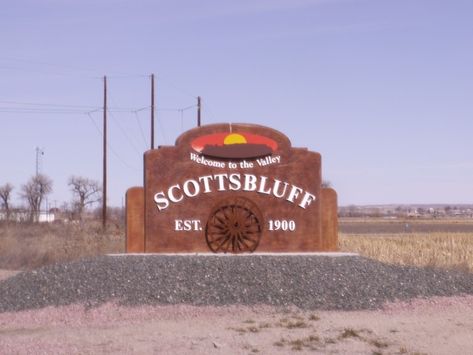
156 111 169 145
201 97 219 123
1 97 195 108
108 94 147 155
0 99 197 112
86 112 139 172
0 56 148 78
0 56 106 74
157 75 198 99
0 105 196 115
0 101 146 113
0 57 200 99
96 74 149 79
1 84 198 162
0 100 98 108
135 106 197 112
0 109 89 114
133 111 149 149
0 64 99 79
108 110 143 156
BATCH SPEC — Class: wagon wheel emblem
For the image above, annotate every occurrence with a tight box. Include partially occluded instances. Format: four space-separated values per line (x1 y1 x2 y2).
205 196 263 253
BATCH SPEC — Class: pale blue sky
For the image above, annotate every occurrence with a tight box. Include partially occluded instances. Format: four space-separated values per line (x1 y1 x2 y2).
1 0 472 207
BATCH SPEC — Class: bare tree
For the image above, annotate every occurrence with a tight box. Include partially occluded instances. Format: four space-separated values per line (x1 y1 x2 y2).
68 176 101 220
21 174 53 222
0 183 14 220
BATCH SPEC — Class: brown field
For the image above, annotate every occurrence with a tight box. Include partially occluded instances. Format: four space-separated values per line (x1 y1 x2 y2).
0 221 124 270
1 218 472 272
339 218 473 272
340 232 473 272
340 217 473 234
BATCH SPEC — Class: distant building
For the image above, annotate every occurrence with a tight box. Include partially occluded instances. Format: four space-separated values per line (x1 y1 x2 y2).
0 211 55 223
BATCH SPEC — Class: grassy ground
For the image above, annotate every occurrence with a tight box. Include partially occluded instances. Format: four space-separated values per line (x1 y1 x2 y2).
340 232 473 272
339 218 473 272
0 221 124 270
339 217 473 234
1 218 472 272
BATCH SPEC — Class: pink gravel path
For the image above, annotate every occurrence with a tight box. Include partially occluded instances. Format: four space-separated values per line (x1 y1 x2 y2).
0 296 472 354
1 271 472 354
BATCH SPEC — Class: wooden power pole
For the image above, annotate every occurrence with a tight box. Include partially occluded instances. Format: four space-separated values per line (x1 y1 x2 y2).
102 76 107 230
197 96 201 127
151 74 155 149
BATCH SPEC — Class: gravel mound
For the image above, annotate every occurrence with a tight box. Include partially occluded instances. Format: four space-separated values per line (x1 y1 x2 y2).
1 255 472 313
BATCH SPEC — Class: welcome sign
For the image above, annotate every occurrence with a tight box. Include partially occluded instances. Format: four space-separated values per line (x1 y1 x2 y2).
126 123 338 253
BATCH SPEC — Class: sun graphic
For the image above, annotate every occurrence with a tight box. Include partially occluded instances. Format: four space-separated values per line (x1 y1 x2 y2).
224 133 247 145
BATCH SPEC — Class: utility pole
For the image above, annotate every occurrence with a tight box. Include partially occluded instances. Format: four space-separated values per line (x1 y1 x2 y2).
102 76 107 231
35 147 44 176
151 73 155 149
197 96 201 127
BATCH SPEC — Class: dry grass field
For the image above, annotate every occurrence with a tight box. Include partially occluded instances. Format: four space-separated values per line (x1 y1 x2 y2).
0 221 124 270
339 218 473 272
1 218 472 272
339 217 473 234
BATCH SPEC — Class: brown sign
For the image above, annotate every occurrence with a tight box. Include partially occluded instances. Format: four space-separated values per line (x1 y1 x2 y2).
126 123 338 253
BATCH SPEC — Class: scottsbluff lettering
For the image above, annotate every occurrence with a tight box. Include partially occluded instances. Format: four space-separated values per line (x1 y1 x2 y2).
153 173 316 211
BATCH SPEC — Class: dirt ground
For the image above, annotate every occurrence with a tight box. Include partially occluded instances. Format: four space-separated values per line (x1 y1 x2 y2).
1 271 472 355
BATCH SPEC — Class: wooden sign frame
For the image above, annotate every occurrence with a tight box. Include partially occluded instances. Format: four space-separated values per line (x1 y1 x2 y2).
126 123 338 253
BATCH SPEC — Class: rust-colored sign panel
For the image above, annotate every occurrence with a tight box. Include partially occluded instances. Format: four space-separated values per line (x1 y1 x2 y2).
126 123 338 253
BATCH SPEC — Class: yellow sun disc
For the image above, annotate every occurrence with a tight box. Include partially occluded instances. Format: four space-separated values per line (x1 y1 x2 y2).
224 133 247 145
